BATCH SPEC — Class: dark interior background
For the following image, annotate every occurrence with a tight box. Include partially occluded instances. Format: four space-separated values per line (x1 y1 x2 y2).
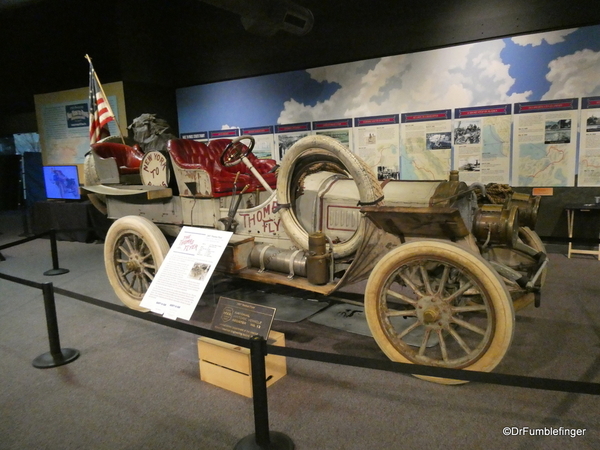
3 0 600 134
1 0 600 241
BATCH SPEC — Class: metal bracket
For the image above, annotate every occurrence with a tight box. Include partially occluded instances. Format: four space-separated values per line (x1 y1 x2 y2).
257 244 274 273
287 249 302 278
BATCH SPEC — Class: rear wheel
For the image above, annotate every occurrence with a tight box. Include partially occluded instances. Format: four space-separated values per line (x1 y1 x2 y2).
104 216 170 311
365 241 514 384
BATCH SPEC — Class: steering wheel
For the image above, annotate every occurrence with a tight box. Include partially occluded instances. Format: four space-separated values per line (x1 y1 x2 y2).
220 135 255 167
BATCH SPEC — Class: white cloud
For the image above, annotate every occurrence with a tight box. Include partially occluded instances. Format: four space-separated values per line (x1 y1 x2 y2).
511 28 577 47
278 39 530 124
542 49 600 99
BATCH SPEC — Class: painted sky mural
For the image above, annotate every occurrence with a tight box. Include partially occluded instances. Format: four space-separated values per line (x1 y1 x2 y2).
177 25 600 133
176 24 600 186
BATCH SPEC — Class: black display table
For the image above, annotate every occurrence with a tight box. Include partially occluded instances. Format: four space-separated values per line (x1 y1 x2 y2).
564 203 600 259
32 201 111 242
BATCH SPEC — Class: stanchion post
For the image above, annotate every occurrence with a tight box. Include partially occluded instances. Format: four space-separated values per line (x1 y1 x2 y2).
43 229 69 276
234 335 294 450
32 282 80 368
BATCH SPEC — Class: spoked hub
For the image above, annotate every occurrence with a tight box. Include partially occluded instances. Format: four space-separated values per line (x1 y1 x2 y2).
416 294 450 328
385 260 494 368
115 232 156 297
365 241 514 384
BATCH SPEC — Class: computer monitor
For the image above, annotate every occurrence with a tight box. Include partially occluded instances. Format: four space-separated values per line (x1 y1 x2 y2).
42 165 81 200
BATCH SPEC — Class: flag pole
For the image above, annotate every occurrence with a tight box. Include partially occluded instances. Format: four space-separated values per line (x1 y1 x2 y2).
85 54 126 145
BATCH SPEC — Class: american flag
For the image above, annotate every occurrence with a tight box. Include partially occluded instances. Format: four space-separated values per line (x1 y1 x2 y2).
88 62 114 144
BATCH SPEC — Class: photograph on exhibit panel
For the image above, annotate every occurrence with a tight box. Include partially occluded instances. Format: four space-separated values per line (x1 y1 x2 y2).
426 132 452 149
544 119 571 144
454 120 481 145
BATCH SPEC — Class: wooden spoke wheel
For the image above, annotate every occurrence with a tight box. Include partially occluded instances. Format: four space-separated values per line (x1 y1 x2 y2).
365 241 514 384
104 216 170 311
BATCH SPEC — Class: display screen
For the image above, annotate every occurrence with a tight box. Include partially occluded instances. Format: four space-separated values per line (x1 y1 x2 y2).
42 165 81 200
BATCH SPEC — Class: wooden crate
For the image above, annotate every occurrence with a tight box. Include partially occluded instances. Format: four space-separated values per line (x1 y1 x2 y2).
197 330 286 397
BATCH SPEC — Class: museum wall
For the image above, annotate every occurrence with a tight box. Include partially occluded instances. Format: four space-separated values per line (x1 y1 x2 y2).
3 0 600 243
175 24 600 242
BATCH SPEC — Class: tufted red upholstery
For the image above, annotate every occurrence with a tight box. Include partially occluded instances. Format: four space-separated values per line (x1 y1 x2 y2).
91 142 143 175
168 138 277 196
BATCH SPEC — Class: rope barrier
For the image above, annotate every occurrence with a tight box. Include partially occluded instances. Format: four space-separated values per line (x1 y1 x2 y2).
2 225 600 450
1 274 595 396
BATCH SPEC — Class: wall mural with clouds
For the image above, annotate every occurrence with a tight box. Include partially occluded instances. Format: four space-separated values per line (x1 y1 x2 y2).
176 25 600 186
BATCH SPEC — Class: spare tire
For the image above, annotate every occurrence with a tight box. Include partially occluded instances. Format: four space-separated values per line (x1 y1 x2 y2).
276 135 384 259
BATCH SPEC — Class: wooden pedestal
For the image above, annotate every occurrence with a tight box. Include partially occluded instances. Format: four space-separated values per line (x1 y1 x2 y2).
198 330 286 397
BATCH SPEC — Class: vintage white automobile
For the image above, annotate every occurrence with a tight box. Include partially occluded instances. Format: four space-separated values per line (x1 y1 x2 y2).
83 134 547 384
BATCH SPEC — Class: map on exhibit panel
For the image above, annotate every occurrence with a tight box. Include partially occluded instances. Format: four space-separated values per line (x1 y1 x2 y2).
400 109 452 180
512 99 578 187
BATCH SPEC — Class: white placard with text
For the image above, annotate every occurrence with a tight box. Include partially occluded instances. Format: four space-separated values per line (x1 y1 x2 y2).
140 227 233 320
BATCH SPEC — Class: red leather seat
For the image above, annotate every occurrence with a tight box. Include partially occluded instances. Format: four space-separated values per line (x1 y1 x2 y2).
91 142 143 175
168 138 277 197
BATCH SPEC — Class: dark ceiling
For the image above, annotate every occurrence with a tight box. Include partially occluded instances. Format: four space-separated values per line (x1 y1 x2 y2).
2 0 600 123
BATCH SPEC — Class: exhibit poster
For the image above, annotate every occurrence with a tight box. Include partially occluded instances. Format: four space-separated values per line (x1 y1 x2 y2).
40 97 119 165
313 118 353 149
578 96 600 186
400 109 451 180
354 114 400 179
140 227 232 321
275 122 312 162
34 81 126 166
512 99 578 186
241 125 276 159
454 105 512 184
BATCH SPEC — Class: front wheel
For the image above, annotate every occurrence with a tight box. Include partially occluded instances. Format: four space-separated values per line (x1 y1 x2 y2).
104 216 170 311
365 240 514 384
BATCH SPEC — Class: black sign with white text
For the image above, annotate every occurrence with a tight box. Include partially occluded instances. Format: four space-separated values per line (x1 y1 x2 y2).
211 297 276 340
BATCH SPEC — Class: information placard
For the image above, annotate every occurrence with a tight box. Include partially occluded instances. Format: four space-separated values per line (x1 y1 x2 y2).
354 114 400 179
211 297 276 340
313 118 353 150
400 109 451 181
454 104 511 184
275 122 312 162
140 227 232 320
579 97 600 187
512 99 578 187
241 125 276 160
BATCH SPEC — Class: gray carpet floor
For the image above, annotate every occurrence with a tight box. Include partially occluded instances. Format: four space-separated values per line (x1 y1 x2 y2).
1 209 599 450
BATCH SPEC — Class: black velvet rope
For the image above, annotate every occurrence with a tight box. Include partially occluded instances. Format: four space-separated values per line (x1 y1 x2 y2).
2 229 599 395
2 270 597 396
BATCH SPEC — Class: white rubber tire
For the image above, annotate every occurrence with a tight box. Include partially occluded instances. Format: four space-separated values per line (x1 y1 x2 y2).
276 135 383 258
365 240 514 385
104 215 170 311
